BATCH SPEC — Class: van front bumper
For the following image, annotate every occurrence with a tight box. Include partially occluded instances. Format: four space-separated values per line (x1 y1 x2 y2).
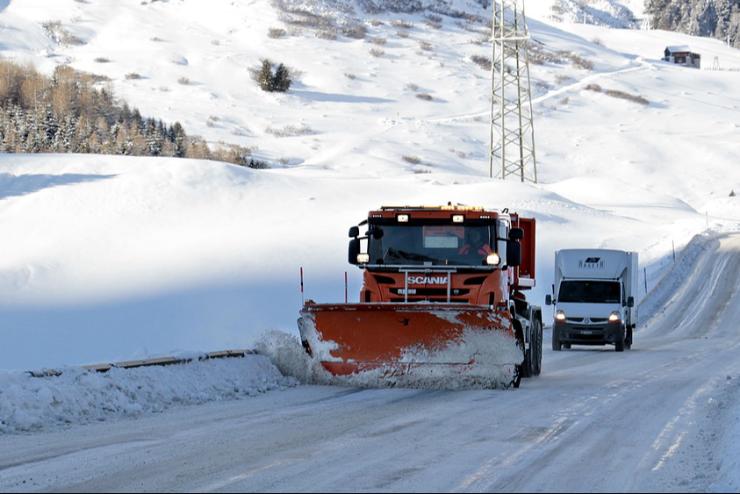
554 322 623 346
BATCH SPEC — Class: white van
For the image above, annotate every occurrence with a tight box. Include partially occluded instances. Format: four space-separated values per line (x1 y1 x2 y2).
546 249 638 352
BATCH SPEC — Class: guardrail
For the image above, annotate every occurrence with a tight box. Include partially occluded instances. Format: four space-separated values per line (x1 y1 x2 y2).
27 349 256 378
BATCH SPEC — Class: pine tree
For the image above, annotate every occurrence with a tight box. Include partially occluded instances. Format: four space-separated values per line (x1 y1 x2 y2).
258 60 274 92
273 64 292 92
172 121 187 158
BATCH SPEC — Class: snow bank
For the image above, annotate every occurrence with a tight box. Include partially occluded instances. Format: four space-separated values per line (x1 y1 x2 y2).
638 232 720 325
0 356 296 434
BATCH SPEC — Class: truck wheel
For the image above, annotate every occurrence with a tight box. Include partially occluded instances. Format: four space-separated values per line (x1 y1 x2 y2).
533 319 543 376
615 327 625 352
552 327 562 351
520 348 533 378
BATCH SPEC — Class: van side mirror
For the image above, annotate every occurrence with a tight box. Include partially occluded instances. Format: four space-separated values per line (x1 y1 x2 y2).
506 240 521 267
545 294 552 306
627 296 635 308
509 228 524 241
348 238 360 265
348 226 359 238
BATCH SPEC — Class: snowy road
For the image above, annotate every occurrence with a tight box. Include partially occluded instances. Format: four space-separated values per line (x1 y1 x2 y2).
2 234 740 492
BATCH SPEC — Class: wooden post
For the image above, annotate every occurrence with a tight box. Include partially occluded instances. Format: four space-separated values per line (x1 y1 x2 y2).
644 267 648 294
300 267 305 304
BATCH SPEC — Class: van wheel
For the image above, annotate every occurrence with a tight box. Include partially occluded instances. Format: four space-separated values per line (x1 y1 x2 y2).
625 327 633 350
552 327 562 351
615 327 625 352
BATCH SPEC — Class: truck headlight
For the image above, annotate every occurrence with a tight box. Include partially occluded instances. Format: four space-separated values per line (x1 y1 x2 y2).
608 311 621 323
357 253 370 264
486 253 501 265
555 310 566 322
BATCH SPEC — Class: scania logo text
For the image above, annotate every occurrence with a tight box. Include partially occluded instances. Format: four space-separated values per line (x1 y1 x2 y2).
407 276 448 285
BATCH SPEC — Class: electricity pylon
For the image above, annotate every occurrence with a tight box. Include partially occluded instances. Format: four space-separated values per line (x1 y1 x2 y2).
489 0 538 183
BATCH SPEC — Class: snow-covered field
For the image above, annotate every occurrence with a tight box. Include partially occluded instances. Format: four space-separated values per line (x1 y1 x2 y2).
0 0 739 370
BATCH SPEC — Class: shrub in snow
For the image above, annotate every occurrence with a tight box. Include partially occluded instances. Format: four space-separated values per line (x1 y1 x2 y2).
42 20 86 46
369 47 385 57
125 72 143 80
256 60 292 93
94 57 111 63
730 190 736 197
368 36 387 46
425 14 443 29
470 54 492 71
177 76 192 85
265 124 314 137
604 89 649 105
268 27 287 39
342 23 367 39
391 19 413 29
402 155 422 165
416 93 434 101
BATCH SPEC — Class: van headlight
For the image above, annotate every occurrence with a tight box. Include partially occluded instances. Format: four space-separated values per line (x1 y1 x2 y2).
486 253 501 266
555 310 566 322
608 311 621 323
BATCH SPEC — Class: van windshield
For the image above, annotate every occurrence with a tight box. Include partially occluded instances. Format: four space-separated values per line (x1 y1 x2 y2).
558 280 621 304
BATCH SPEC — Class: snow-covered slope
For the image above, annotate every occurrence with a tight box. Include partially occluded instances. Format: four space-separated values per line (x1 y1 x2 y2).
0 0 739 370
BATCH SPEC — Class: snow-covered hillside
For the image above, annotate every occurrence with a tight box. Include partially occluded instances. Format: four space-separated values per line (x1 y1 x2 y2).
0 0 739 370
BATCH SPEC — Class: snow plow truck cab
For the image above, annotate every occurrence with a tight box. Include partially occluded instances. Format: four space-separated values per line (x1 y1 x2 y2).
298 204 543 388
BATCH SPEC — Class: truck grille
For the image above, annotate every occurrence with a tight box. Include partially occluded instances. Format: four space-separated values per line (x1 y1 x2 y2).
391 288 470 296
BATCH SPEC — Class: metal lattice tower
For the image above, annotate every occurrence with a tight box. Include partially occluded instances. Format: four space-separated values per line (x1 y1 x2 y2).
489 0 537 183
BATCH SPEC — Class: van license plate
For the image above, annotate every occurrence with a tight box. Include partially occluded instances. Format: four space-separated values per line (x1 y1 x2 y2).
581 330 593 335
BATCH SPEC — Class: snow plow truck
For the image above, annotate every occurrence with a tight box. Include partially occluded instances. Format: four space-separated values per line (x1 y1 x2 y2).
298 205 543 388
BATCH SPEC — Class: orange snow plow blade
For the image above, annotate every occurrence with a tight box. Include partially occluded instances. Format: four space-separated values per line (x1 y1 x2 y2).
298 302 523 388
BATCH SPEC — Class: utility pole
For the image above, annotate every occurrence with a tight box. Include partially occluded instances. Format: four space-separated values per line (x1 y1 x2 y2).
489 0 538 183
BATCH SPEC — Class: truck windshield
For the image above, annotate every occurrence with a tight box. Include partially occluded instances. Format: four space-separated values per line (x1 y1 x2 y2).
558 281 621 304
367 224 494 266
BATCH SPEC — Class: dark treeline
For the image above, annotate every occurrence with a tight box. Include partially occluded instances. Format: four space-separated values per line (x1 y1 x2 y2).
0 60 264 167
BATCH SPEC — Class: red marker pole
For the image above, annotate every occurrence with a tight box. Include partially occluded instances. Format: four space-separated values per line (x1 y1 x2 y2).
344 271 348 303
300 267 305 304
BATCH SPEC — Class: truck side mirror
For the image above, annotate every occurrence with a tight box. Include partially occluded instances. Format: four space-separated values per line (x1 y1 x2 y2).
348 238 360 265
509 228 524 241
545 294 552 306
627 296 635 308
506 240 521 267
348 226 359 238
